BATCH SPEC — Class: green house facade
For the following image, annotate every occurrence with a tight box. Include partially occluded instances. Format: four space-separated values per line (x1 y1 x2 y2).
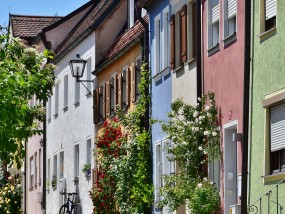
249 0 285 213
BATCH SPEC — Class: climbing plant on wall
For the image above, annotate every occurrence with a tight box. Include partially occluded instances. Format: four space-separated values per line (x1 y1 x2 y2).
158 92 221 213
90 62 153 214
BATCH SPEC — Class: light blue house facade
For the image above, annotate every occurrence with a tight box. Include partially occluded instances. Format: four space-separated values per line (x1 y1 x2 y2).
146 0 172 213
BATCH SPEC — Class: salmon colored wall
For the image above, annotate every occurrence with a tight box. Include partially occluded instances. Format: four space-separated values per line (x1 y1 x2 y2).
202 0 245 210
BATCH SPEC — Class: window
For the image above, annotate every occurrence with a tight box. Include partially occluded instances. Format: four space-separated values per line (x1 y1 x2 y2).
53 154 57 180
208 160 220 189
224 0 237 38
208 0 220 48
100 84 105 121
162 8 170 69
74 144 79 178
134 58 142 102
30 156 34 188
187 1 197 60
47 97 51 120
63 74 68 109
54 82 59 116
94 84 106 124
35 152 37 188
59 151 64 179
155 16 161 74
86 58 92 94
122 68 130 109
39 149 41 185
74 78 80 104
155 140 172 202
265 0 276 31
47 158 50 187
109 75 116 116
87 139 92 166
270 103 285 173
128 0 135 28
155 143 162 201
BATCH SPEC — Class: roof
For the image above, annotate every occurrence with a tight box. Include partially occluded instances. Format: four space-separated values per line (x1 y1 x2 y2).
9 14 62 45
54 0 121 62
94 15 148 74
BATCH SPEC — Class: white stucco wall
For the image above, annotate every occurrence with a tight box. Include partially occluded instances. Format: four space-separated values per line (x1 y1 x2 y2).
46 32 95 214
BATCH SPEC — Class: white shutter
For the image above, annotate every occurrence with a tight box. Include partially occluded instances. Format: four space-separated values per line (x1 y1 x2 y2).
211 0 219 23
270 103 285 152
228 0 237 18
266 0 276 20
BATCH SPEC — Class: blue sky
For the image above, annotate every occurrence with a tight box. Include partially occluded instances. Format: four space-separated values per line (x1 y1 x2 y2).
0 0 90 27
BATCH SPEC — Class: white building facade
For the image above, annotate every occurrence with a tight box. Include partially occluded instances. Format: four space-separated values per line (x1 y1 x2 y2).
46 33 95 214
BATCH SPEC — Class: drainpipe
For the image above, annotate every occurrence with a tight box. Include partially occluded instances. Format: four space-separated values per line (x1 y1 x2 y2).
196 0 202 100
42 100 47 213
135 4 151 214
241 0 251 213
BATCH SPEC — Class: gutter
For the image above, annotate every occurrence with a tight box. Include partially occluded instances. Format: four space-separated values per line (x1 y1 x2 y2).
196 0 202 99
241 0 251 213
42 100 47 213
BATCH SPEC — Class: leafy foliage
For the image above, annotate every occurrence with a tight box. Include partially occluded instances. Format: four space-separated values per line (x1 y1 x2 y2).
158 92 221 213
0 30 55 167
90 62 153 213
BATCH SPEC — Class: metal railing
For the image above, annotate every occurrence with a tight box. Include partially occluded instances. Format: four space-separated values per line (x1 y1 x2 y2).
248 178 285 214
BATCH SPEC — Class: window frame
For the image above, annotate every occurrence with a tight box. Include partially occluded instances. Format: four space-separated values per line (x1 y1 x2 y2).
207 0 220 55
223 0 237 44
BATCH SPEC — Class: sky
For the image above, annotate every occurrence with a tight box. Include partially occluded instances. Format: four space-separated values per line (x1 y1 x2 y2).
0 0 90 27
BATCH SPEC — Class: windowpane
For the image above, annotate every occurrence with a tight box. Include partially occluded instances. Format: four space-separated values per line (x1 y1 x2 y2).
122 69 127 109
74 144 79 177
59 151 64 179
64 75 68 108
110 77 115 115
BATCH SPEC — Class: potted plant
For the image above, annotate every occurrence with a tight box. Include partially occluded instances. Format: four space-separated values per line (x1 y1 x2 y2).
82 163 91 176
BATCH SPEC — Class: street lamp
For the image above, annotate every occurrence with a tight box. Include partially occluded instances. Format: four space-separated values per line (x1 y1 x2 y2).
69 54 93 95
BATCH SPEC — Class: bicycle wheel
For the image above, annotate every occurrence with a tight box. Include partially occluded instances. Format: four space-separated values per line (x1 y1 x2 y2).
59 205 69 214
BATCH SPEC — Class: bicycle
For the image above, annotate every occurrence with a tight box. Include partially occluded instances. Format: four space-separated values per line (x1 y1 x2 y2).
59 192 79 214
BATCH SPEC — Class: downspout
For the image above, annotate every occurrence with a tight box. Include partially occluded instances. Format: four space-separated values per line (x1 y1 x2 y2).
241 0 251 213
42 100 47 213
196 0 202 99
135 5 151 214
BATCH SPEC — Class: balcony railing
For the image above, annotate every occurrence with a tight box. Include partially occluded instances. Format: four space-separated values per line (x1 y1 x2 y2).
248 178 285 214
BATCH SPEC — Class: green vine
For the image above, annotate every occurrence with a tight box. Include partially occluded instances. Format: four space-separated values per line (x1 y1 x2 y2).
90 62 153 213
158 92 221 213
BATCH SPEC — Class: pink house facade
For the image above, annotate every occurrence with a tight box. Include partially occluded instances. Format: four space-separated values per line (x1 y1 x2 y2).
202 0 245 213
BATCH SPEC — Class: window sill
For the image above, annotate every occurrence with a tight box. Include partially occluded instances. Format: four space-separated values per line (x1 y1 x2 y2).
53 113 58 119
74 101 80 107
62 106 68 112
153 72 162 83
173 65 183 73
223 32 237 47
207 43 220 57
262 172 285 184
185 57 196 67
153 67 171 83
258 27 277 42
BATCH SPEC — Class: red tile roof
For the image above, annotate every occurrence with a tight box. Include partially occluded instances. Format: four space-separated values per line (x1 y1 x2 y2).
9 14 62 45
105 16 148 60
95 15 148 72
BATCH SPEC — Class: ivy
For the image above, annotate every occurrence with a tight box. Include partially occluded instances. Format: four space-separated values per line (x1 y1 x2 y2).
158 92 221 213
0 29 55 167
90 62 153 213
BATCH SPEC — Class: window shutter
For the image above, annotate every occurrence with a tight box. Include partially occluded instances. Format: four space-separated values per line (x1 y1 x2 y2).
103 83 106 119
126 68 131 106
180 5 187 63
93 88 100 124
118 74 122 108
114 74 118 106
227 0 237 18
106 81 110 117
132 66 136 103
270 103 285 152
265 0 276 20
211 0 219 23
170 14 175 70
